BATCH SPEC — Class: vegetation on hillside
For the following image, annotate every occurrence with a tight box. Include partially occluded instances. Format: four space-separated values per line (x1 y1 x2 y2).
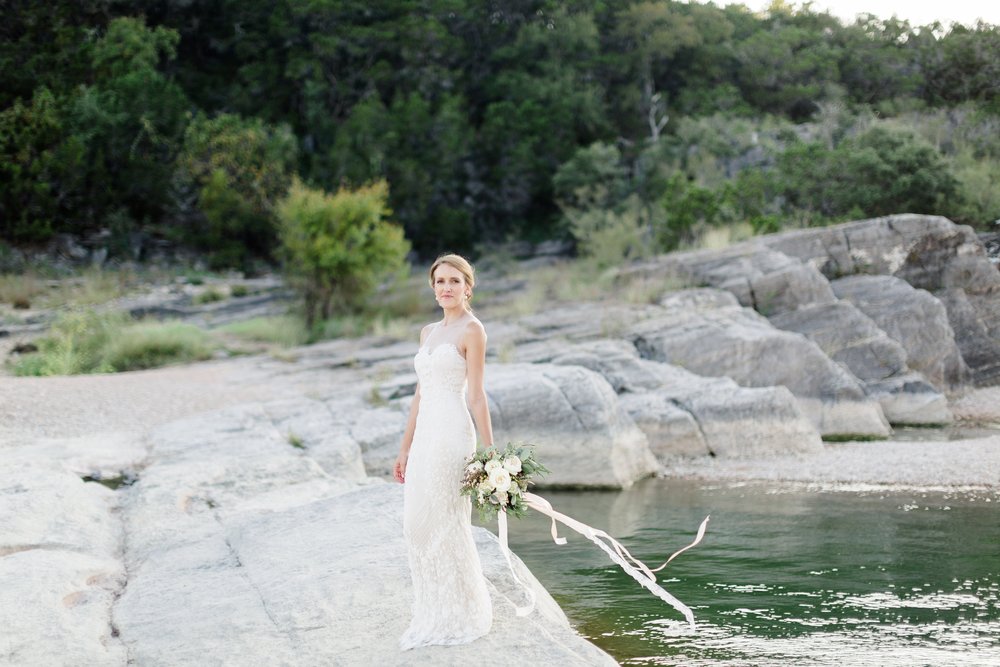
3 2 999 266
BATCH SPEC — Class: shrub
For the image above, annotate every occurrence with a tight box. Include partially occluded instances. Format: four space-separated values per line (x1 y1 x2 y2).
565 196 659 268
193 287 225 304
276 179 410 327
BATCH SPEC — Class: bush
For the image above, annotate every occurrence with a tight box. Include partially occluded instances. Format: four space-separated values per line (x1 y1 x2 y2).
566 195 659 267
277 179 410 327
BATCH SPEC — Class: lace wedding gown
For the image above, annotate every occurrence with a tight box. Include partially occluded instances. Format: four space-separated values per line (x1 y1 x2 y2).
400 341 493 650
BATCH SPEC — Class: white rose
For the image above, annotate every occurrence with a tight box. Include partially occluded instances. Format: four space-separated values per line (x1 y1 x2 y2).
466 460 484 474
488 467 512 493
502 456 522 474
484 458 502 474
478 479 493 494
495 491 509 507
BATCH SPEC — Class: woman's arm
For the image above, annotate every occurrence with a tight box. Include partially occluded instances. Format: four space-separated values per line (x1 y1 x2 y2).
464 322 495 448
393 324 433 483
393 384 420 483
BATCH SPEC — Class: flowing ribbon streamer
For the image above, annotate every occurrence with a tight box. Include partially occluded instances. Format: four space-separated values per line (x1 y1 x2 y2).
496 491 710 630
497 510 537 617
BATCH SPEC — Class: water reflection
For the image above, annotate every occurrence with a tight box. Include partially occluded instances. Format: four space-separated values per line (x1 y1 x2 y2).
501 478 1000 666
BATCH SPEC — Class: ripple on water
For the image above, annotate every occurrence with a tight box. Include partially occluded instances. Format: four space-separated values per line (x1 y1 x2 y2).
505 478 1000 666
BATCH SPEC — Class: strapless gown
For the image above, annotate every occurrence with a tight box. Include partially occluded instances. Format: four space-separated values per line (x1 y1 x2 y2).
400 343 492 650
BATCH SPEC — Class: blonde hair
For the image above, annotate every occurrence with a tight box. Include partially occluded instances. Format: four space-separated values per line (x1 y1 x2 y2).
429 253 476 302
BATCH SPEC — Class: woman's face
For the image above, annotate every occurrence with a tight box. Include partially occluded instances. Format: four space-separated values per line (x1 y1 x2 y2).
432 263 468 307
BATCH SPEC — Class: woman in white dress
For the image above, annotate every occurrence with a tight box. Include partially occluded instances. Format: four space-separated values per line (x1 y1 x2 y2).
393 254 494 650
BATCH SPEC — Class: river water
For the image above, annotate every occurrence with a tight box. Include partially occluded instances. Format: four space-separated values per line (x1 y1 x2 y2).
502 478 1000 666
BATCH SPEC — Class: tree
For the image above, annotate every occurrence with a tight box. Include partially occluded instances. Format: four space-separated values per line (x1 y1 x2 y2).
174 113 298 268
277 180 410 326
778 127 960 219
611 2 700 141
0 88 85 241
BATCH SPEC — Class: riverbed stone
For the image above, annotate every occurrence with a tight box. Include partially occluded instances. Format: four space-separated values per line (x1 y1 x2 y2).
831 275 967 389
486 363 658 488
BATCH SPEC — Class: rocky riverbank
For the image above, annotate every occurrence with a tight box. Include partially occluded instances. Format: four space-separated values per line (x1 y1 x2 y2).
3 214 998 665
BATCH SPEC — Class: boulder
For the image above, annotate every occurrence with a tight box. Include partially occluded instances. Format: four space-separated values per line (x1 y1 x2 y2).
864 373 952 425
769 301 908 382
486 363 658 488
628 294 891 439
630 245 836 315
549 338 822 459
760 214 957 277
831 275 967 389
760 215 1000 386
767 301 951 425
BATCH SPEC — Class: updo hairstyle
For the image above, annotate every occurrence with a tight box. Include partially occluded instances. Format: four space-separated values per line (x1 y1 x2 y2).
429 253 476 302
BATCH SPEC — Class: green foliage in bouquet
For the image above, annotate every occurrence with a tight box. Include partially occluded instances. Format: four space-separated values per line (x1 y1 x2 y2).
460 443 549 522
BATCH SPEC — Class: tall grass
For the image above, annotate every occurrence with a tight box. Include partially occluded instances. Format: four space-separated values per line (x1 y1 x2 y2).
219 316 310 347
10 309 217 376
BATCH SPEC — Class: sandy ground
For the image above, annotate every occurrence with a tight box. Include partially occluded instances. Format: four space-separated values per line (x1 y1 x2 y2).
0 356 277 443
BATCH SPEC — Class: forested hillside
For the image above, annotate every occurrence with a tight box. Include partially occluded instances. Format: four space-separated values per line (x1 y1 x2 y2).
3 0 999 267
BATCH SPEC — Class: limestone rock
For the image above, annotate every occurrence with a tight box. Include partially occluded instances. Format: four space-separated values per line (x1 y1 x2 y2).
865 373 952 425
0 465 126 665
632 245 836 315
1 550 126 666
487 363 658 488
618 392 710 459
759 215 1000 386
831 275 966 389
114 482 616 666
550 339 822 459
934 288 1000 387
760 214 957 277
262 397 368 482
769 301 908 382
628 297 891 439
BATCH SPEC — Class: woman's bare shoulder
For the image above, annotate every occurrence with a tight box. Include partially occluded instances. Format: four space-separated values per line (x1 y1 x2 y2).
462 316 486 342
419 322 438 345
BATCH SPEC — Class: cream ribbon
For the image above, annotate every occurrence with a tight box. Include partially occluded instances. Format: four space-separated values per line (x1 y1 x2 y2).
496 491 710 629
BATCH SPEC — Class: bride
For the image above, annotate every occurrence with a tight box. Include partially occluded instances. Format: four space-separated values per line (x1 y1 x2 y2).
393 253 495 650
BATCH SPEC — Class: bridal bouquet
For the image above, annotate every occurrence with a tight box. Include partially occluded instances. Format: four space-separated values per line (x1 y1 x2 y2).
461 442 710 628
460 443 548 521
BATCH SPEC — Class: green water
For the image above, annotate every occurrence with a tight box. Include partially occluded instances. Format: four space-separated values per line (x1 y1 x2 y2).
503 479 1000 666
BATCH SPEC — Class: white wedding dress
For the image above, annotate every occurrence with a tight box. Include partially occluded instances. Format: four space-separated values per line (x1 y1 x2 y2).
400 340 493 650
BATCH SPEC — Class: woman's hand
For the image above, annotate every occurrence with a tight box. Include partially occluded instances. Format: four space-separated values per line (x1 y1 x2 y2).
393 452 408 483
